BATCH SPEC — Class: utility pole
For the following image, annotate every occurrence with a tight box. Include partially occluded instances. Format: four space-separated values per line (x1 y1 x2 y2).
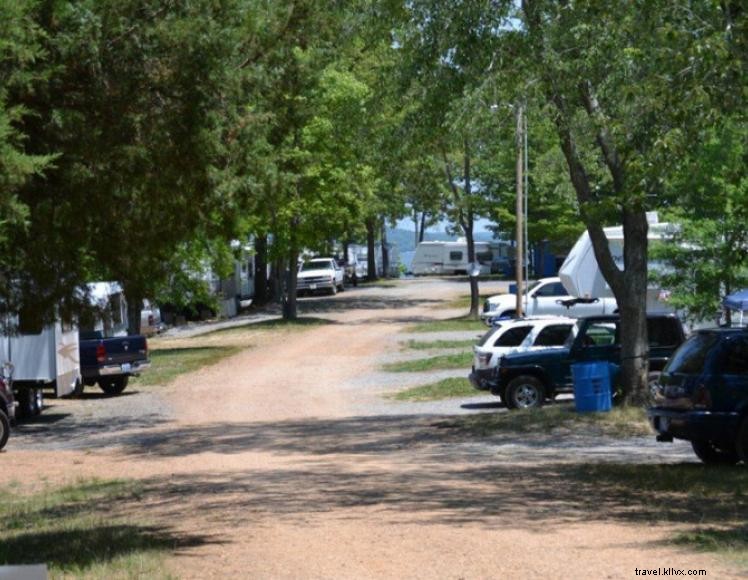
515 103 524 317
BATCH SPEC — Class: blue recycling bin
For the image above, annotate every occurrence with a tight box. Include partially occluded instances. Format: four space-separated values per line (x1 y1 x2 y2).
572 362 612 413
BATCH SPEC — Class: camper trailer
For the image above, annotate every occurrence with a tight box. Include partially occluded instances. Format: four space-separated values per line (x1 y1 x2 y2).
411 240 501 276
0 318 81 417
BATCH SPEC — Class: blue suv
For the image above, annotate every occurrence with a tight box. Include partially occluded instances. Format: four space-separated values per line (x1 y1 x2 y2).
649 327 748 464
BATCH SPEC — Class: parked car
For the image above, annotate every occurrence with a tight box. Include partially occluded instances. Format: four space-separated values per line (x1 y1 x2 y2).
140 299 164 336
297 258 345 295
481 277 618 325
79 331 150 395
648 327 748 465
0 372 15 450
489 314 686 409
469 317 575 391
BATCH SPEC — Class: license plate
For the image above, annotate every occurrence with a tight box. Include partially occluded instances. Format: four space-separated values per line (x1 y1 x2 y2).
121 363 132 373
309 284 317 290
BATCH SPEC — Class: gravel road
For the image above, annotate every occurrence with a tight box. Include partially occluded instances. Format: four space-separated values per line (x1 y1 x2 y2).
2 277 742 579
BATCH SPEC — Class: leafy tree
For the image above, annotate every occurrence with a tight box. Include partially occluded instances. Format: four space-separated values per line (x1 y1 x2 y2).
654 118 748 323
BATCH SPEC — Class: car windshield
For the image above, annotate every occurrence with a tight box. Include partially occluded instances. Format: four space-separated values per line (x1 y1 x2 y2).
523 280 542 295
300 259 332 271
665 333 720 374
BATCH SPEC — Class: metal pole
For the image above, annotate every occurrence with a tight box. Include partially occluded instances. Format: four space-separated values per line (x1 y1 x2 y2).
523 106 529 314
515 103 524 317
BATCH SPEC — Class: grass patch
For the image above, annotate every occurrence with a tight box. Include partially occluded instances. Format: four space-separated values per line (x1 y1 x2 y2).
402 339 477 351
390 378 476 401
206 316 333 336
0 478 191 578
133 346 242 386
674 527 748 567
443 404 651 438
405 318 486 333
383 352 472 372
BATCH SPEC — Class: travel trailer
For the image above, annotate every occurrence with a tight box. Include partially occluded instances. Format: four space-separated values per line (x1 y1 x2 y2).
411 240 512 276
0 317 81 417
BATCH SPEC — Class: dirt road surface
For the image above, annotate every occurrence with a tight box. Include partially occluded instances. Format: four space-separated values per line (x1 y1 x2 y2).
4 279 743 579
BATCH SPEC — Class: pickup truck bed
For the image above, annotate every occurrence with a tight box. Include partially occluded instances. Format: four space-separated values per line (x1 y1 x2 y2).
79 331 150 395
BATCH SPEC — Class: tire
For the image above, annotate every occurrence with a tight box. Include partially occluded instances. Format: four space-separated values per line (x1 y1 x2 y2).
338 282 345 292
31 388 43 416
99 376 129 396
691 439 740 465
0 409 9 451
505 376 545 410
72 379 85 397
736 418 748 464
329 284 337 296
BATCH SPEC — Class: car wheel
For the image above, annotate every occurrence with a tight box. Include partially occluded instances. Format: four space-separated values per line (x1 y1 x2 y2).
72 379 85 397
329 284 337 296
691 439 740 465
506 376 545 410
338 282 345 292
736 418 748 464
0 409 9 451
99 376 129 396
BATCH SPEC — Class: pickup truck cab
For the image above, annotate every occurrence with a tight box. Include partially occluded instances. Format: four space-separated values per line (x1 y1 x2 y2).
491 314 686 409
297 258 345 295
649 327 748 464
79 331 150 395
481 277 618 325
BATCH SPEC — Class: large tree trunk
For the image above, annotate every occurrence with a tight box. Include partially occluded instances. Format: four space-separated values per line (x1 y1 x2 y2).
381 222 390 278
253 235 268 306
123 288 143 336
366 217 378 281
419 212 427 243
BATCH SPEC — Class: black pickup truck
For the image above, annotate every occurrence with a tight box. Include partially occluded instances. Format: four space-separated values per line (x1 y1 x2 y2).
79 331 150 395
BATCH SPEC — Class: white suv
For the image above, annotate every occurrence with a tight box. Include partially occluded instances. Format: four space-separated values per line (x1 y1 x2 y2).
468 317 575 391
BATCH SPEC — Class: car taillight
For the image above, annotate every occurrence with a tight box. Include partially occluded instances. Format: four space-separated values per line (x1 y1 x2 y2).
96 342 106 363
692 385 712 409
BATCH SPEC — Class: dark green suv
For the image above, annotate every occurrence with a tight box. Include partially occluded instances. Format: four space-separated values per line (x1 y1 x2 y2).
491 314 686 409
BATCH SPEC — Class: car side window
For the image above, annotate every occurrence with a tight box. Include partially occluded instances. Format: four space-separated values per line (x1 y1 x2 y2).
722 339 748 374
580 322 618 347
535 282 567 297
534 325 573 347
494 326 532 347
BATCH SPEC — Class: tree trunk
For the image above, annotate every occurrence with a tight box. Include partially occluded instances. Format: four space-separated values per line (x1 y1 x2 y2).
413 209 419 247
419 212 427 242
124 290 143 336
254 235 268 306
283 251 299 320
366 217 378 282
381 222 390 278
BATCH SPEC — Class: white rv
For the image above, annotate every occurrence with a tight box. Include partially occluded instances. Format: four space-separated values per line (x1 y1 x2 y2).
0 317 81 417
411 240 495 276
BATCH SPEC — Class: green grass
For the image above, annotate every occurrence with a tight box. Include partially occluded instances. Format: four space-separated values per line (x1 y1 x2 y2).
390 377 476 401
382 352 473 372
674 527 748 568
132 346 242 386
439 405 651 438
405 318 486 333
0 479 181 578
401 339 477 351
206 316 333 336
